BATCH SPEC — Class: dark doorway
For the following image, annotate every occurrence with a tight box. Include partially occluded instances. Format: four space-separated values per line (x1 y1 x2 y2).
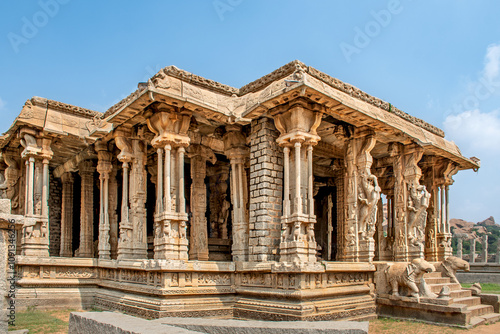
314 185 337 261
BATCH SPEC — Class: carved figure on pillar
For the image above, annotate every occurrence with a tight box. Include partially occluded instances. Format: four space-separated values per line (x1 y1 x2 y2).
274 100 322 264
187 144 216 261
342 130 379 262
145 104 192 261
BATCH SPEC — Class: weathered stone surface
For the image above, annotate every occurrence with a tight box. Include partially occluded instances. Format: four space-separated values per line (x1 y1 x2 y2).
157 317 369 334
68 312 201 334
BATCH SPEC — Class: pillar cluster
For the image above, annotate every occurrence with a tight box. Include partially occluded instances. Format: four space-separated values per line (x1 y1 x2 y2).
146 106 192 260
274 102 322 263
19 128 52 256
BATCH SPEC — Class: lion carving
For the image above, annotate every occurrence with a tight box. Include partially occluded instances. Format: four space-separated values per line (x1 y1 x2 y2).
439 256 470 284
385 258 436 299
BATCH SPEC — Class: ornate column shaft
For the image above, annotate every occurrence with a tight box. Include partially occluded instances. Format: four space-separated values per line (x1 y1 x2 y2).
188 145 215 261
109 168 118 259
129 138 147 259
96 143 113 260
436 160 458 261
78 161 95 258
59 172 74 257
224 124 249 261
115 130 134 260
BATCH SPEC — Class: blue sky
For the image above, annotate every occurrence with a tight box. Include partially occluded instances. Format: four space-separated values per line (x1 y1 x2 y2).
0 0 499 223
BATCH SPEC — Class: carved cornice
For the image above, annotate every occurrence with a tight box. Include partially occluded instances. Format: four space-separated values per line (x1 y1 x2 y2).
29 96 102 119
101 60 444 138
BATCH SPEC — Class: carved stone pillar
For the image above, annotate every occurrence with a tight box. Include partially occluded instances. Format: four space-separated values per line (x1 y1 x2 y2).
20 129 52 256
129 138 148 259
436 161 458 261
403 145 429 260
457 238 463 259
0 150 21 214
481 234 488 263
96 143 113 259
274 101 322 263
146 105 191 261
343 130 380 262
223 124 249 262
390 144 429 261
78 161 95 258
59 172 74 257
109 168 118 259
421 156 439 261
470 239 476 263
115 129 134 260
188 145 216 260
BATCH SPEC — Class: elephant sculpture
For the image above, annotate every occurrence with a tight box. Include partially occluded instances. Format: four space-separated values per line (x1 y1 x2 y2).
439 256 470 284
385 258 436 299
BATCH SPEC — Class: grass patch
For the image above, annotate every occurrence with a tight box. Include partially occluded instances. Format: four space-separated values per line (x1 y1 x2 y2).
8 308 80 334
461 283 500 294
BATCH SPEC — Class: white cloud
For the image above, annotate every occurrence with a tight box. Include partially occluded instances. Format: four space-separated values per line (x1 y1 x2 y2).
444 109 500 154
483 43 500 82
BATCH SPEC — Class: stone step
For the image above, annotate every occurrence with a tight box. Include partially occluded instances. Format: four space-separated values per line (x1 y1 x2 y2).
453 296 482 307
469 316 485 327
424 272 444 278
424 277 451 284
429 283 462 293
468 304 494 318
450 289 472 298
480 312 500 325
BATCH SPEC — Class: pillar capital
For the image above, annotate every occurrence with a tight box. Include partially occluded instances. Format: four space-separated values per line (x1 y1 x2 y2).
145 104 191 148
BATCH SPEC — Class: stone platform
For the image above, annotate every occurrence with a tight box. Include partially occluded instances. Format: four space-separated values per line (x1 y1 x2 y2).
69 311 369 334
15 256 377 321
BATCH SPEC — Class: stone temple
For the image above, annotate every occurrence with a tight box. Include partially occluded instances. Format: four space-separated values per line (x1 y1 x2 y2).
1 61 498 326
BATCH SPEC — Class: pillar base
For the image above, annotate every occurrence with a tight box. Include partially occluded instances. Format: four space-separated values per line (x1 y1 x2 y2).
153 214 189 261
437 233 452 261
21 217 49 257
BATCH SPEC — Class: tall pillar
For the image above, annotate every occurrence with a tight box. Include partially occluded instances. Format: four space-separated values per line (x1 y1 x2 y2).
115 130 134 260
109 168 119 259
223 124 249 262
59 172 74 257
188 145 216 260
436 161 458 261
481 234 488 263
422 156 439 262
470 239 476 263
129 138 148 259
20 129 52 256
78 161 95 258
96 143 113 260
341 130 380 262
390 144 429 261
457 238 463 259
274 101 322 264
248 117 283 262
146 105 191 261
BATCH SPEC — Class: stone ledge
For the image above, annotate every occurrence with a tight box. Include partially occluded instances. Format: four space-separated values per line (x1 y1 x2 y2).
68 312 200 334
155 316 369 333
